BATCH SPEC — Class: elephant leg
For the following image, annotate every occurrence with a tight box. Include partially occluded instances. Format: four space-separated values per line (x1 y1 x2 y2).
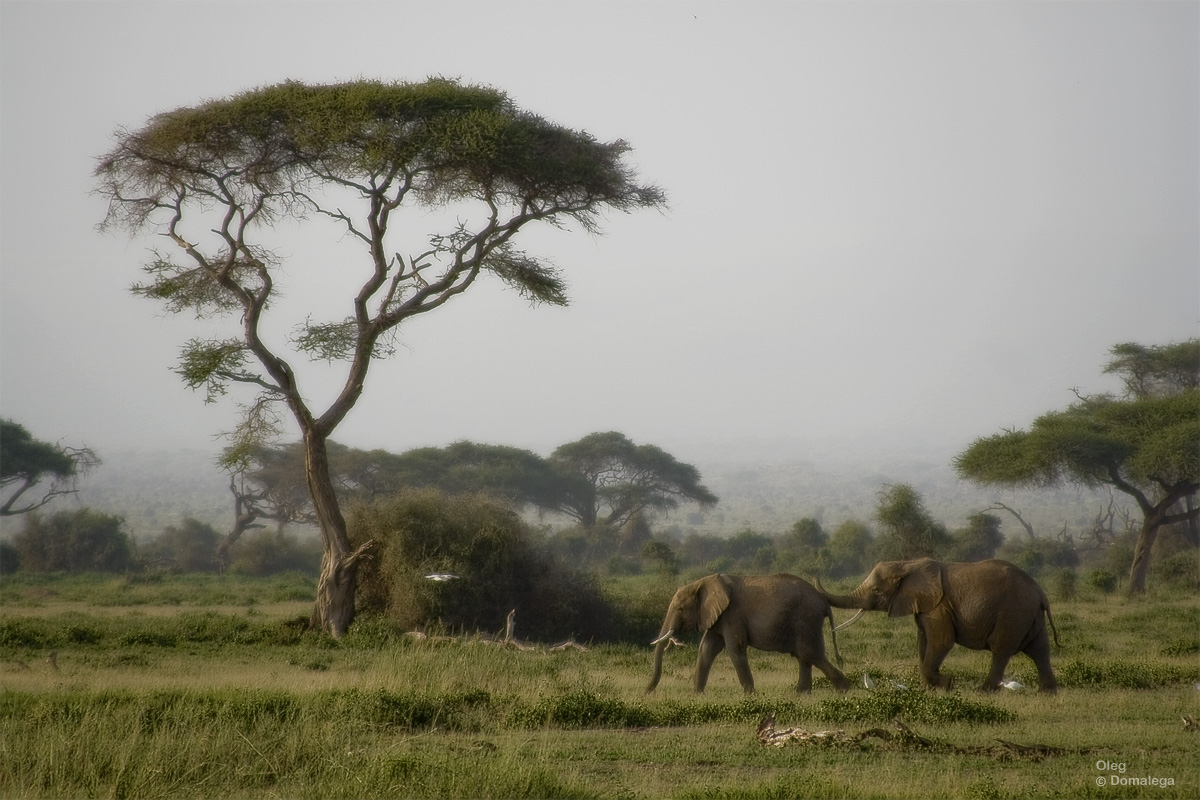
1022 634 1058 694
808 655 851 693
916 616 955 690
982 649 1014 692
695 630 725 693
727 640 755 694
794 657 813 693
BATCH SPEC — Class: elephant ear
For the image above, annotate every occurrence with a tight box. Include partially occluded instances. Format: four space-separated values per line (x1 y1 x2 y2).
698 575 732 630
888 559 944 617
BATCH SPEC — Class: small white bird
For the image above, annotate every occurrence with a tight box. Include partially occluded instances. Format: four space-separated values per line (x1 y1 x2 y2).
862 673 875 690
891 682 908 691
424 573 459 581
1000 678 1025 690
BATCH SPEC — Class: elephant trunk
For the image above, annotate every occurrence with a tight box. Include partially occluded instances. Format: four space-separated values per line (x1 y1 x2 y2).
646 636 670 693
646 613 680 693
813 575 871 611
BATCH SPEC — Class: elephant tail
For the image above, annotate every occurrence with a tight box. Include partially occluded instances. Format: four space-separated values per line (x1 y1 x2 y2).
826 606 844 668
1043 598 1061 648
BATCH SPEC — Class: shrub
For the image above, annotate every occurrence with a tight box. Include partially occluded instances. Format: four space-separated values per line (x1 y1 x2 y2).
352 489 617 642
1152 550 1199 590
228 530 321 577
142 518 221 572
0 541 20 575
1088 569 1118 594
1053 568 1077 601
12 509 134 573
1056 658 1199 689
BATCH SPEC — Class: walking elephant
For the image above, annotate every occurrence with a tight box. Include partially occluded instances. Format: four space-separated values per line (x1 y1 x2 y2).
815 558 1059 693
646 573 851 694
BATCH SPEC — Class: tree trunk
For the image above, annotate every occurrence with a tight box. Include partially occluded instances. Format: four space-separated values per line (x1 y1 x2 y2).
1126 518 1161 596
304 429 374 637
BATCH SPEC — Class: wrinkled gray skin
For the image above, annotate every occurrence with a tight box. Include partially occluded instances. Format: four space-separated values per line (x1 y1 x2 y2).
646 573 851 694
816 558 1059 693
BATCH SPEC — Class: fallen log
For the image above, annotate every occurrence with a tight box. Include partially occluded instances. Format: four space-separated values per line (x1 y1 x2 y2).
756 714 1082 761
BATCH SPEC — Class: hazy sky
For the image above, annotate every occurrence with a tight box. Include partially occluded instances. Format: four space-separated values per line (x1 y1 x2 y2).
1 0 1197 468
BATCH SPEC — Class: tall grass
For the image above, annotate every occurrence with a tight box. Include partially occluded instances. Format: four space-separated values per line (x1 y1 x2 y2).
2 574 1198 798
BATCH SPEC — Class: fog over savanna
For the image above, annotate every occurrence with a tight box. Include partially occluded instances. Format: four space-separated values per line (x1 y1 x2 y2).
1 1 1195 536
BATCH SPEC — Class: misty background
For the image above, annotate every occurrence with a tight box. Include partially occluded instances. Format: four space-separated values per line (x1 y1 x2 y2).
1 1 1196 539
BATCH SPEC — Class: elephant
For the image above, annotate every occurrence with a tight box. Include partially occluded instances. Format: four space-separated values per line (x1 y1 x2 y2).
815 558 1060 693
646 573 851 694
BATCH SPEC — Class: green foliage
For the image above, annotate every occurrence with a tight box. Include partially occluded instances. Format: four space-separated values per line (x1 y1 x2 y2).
1 419 100 516
142 517 221 572
3 577 1200 799
12 509 134 573
997 535 1080 578
352 488 616 641
945 512 1004 561
1150 549 1200 590
1103 339 1199 399
827 520 874 578
0 541 20 575
548 431 719 534
1 420 78 488
1055 658 1200 689
816 690 1014 725
174 338 251 403
954 341 1200 595
873 484 951 560
1052 568 1077 601
226 530 322 577
1088 569 1119 594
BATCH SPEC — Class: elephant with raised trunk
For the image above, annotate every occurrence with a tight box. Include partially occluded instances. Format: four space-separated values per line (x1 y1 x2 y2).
816 558 1059 693
646 573 851 694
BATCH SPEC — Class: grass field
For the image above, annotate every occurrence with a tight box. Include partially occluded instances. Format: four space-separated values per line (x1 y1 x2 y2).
1 572 1197 799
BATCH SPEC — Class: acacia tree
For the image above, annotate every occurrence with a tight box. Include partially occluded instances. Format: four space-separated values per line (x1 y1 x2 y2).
955 341 1200 594
872 483 950 560
96 79 665 635
1 420 100 516
546 431 718 533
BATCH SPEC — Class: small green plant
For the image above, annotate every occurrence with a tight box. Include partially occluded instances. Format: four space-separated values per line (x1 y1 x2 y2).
1056 658 1199 689
965 777 1006 800
1052 568 1077 601
1088 569 1118 594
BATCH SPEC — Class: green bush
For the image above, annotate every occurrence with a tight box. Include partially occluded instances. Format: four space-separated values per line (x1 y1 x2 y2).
1056 658 1200 689
1088 569 1118 594
11 509 135 573
1053 568 1078 601
351 489 618 642
1152 550 1199 590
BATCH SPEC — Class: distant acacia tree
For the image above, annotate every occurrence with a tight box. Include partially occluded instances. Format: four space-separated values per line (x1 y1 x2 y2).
96 78 665 636
826 520 874 578
946 512 1005 562
145 518 221 572
546 431 718 534
955 340 1200 594
873 483 950 560
1 420 100 516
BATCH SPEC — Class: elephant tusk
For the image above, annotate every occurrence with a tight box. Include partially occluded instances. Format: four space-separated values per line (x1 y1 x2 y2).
833 609 866 632
650 628 676 646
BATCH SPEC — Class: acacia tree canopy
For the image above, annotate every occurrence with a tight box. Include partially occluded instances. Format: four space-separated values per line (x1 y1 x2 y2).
954 340 1200 594
0 420 100 516
547 431 718 532
95 78 665 635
